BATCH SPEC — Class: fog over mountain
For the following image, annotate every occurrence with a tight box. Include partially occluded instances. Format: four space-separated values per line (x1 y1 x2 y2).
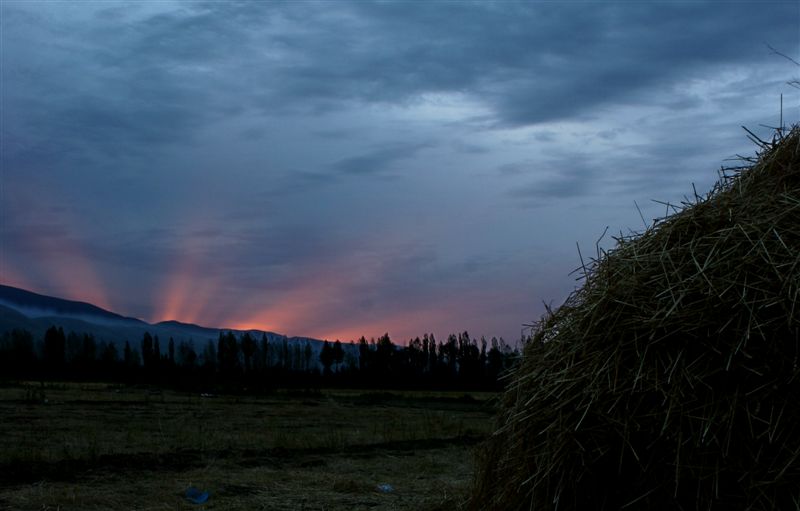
0 284 325 352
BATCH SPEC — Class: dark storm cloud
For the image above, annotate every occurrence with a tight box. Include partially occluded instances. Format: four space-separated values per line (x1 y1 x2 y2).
254 170 338 198
5 0 796 169
3 0 798 341
509 167 595 201
498 161 534 177
124 223 337 278
452 140 491 155
245 1 797 124
332 143 431 176
3 3 283 170
485 3 798 125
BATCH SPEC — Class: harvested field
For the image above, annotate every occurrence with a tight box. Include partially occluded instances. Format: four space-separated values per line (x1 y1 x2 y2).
0 382 495 510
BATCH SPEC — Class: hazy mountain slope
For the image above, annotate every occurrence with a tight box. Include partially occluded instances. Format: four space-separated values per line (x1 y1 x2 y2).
0 285 332 357
0 284 144 326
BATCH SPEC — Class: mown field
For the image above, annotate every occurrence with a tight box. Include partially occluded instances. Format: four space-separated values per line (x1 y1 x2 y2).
0 382 496 510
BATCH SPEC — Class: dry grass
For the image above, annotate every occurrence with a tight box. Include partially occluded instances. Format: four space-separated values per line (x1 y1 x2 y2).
470 127 800 510
0 383 495 510
0 444 474 510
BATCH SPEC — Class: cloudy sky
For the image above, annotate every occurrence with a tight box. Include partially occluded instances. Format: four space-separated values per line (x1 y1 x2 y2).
2 1 798 343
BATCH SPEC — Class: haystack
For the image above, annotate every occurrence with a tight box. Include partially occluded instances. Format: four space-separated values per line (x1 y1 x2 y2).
470 127 800 510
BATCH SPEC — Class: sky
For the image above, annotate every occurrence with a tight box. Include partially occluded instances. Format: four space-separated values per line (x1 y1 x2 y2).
1 1 799 344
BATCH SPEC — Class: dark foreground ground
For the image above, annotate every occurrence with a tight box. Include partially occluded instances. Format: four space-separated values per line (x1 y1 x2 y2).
0 383 495 510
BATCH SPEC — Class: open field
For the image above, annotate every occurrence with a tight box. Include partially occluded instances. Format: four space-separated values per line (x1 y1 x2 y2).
0 382 496 510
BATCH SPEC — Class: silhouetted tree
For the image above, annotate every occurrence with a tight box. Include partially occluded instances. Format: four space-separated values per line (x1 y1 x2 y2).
374 333 394 379
304 342 312 372
99 341 118 365
486 337 504 384
203 339 217 372
422 334 431 373
332 340 344 372
153 335 161 365
280 339 289 370
141 332 154 369
217 331 240 378
123 341 134 367
178 341 197 368
258 334 269 373
480 336 488 375
43 326 66 375
0 319 517 389
320 341 334 375
292 343 303 371
0 329 35 377
408 336 424 376
65 331 82 365
76 333 97 374
443 334 458 377
241 332 256 374
168 337 175 366
358 336 369 372
428 334 438 376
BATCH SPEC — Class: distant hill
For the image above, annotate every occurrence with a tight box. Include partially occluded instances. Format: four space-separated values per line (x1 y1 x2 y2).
0 284 144 326
0 284 332 359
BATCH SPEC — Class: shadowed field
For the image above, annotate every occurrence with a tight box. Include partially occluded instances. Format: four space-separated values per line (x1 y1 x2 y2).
0 383 495 510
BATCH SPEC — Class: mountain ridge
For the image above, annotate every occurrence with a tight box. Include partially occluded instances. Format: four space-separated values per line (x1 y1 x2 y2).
0 284 144 326
0 284 325 350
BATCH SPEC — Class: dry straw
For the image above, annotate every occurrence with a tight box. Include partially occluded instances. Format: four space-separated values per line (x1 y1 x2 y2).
470 126 800 510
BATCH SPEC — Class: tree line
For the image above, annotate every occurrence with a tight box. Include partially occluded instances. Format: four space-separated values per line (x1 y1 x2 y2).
0 327 520 391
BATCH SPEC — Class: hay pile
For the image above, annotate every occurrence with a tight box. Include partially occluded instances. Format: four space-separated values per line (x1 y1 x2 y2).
470 127 800 510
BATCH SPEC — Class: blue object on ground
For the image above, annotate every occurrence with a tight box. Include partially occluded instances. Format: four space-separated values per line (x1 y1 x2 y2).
376 483 394 493
185 486 210 504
